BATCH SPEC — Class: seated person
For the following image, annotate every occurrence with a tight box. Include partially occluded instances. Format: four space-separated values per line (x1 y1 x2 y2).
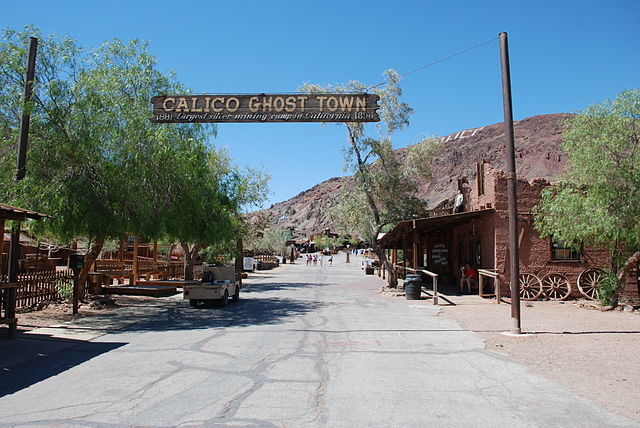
460 263 478 294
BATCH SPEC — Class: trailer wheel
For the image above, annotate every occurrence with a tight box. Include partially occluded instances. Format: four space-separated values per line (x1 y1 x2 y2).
220 289 229 307
232 285 240 303
189 299 197 308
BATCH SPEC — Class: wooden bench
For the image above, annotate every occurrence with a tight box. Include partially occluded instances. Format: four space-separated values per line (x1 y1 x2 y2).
137 260 169 281
94 260 133 285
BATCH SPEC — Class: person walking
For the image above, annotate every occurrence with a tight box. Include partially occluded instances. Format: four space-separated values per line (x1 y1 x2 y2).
329 255 333 266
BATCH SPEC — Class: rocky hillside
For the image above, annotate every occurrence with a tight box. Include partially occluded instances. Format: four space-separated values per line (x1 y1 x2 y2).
251 113 571 239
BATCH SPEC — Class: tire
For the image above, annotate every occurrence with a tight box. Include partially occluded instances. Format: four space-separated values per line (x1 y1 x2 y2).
232 285 240 303
189 299 198 308
220 289 229 307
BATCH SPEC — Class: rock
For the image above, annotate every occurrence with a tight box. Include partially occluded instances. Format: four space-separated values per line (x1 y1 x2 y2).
623 305 634 312
601 305 615 311
525 302 533 307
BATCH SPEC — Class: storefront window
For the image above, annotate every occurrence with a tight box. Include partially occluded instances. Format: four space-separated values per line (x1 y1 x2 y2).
551 239 580 261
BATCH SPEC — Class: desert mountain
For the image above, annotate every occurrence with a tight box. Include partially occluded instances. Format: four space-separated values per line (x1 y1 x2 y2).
251 113 571 239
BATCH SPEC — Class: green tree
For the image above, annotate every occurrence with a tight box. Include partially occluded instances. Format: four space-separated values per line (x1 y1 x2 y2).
246 226 292 256
0 27 268 283
534 89 640 304
301 71 440 287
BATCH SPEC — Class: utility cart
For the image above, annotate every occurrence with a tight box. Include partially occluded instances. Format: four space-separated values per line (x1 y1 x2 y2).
183 266 240 308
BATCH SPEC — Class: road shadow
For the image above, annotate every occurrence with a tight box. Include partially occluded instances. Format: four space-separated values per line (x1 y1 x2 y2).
0 334 125 397
243 281 329 294
124 297 325 332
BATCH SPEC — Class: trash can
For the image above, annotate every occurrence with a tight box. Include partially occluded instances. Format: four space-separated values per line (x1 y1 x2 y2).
404 274 422 300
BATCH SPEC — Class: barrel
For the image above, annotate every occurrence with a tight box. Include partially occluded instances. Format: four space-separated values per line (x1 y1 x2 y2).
404 274 422 300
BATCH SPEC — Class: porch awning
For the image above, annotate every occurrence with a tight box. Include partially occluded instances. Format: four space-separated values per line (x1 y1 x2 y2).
0 203 51 221
378 209 494 248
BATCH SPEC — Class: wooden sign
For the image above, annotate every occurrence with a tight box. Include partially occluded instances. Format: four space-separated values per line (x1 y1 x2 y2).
150 93 380 123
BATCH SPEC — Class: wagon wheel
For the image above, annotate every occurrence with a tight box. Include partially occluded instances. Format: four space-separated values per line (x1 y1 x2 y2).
541 273 571 300
516 273 543 300
577 268 605 300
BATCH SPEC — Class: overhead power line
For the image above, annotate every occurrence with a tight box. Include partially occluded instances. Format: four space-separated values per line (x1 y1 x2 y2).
368 37 498 90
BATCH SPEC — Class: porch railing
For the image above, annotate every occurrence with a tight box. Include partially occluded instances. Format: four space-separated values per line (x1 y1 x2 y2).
478 268 501 303
396 265 439 305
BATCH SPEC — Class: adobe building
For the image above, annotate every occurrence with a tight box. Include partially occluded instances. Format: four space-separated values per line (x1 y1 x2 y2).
378 162 639 302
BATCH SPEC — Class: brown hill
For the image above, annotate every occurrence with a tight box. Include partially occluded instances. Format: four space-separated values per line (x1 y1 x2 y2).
251 113 571 239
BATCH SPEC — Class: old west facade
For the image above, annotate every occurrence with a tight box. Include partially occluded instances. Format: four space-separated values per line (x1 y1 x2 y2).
379 162 639 302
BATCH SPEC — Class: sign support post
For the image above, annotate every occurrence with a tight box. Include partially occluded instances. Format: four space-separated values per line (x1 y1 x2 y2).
499 32 522 334
6 37 38 338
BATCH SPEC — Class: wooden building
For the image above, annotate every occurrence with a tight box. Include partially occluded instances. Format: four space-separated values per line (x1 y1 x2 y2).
1 203 50 338
379 163 639 302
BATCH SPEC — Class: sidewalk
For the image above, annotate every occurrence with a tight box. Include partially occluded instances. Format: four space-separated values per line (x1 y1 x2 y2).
439 296 640 421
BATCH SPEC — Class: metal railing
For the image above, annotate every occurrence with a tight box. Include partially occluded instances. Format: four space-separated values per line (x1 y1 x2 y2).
477 268 501 303
397 265 439 305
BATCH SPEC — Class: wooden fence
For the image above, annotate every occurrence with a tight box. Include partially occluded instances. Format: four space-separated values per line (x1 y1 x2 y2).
1 269 75 308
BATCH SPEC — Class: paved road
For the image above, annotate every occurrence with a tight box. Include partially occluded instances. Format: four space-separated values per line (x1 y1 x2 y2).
0 254 634 427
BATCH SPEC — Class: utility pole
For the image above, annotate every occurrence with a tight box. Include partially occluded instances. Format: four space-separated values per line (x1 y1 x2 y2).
499 32 522 335
7 37 38 338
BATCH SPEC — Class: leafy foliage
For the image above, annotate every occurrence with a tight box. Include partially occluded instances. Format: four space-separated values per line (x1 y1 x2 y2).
246 226 292 255
301 71 441 286
0 26 268 279
534 88 640 303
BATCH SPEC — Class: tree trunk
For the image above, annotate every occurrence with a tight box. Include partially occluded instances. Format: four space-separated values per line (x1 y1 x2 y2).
79 238 105 298
613 250 640 304
371 239 397 288
181 242 202 280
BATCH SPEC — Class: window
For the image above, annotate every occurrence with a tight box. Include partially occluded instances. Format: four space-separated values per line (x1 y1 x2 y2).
551 239 580 261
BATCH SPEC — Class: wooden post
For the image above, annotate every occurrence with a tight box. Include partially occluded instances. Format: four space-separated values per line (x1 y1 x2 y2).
6 37 38 338
118 237 125 262
132 236 139 285
153 239 158 261
0 218 4 276
499 32 522 334
412 220 418 270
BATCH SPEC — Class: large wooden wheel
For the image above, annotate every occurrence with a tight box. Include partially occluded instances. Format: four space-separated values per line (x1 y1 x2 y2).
542 273 571 300
510 273 543 300
577 268 605 300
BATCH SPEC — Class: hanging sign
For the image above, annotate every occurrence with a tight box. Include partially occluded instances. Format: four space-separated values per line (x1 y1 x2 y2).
150 93 380 123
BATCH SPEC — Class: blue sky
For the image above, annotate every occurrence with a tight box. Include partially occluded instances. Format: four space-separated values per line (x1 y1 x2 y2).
2 1 639 207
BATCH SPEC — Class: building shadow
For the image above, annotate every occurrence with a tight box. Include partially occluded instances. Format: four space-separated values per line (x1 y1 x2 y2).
243 281 330 294
0 334 126 397
124 297 325 333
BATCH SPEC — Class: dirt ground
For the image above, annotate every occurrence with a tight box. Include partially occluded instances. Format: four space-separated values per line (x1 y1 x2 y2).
439 297 640 422
15 295 159 331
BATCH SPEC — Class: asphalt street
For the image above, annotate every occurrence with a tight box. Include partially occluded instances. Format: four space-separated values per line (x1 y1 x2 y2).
0 254 634 427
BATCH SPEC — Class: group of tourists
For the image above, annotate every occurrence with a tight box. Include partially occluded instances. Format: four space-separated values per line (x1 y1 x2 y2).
305 253 333 266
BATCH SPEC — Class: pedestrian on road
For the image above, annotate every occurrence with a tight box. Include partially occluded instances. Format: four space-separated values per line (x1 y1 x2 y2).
319 254 323 266
329 255 333 266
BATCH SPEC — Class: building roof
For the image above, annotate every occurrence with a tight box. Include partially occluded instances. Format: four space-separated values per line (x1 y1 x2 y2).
378 209 495 248
0 203 51 221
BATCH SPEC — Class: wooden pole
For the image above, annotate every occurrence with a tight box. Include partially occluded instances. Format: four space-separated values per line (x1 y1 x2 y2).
499 32 522 334
0 218 4 277
412 220 418 269
118 237 125 261
6 37 38 338
132 236 139 285
153 239 158 261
